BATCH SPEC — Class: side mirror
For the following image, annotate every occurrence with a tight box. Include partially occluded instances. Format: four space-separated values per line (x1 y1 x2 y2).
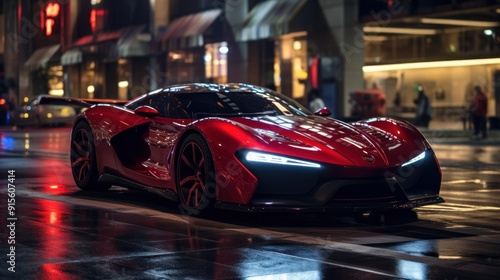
314 107 332 117
134 105 159 118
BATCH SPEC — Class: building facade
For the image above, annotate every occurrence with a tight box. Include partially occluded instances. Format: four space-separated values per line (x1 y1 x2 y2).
3 0 366 118
360 0 500 122
5 0 498 121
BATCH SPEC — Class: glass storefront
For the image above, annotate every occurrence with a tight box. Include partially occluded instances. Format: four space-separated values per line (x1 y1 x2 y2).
205 42 228 84
364 61 500 119
47 65 64 96
364 21 500 120
274 33 307 100
365 27 500 65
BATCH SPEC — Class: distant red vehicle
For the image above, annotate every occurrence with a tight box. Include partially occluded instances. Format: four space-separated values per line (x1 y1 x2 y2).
70 83 443 216
350 89 387 118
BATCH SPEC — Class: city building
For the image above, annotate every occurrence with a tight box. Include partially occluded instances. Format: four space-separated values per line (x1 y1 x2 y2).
3 0 364 118
2 0 499 121
360 0 500 122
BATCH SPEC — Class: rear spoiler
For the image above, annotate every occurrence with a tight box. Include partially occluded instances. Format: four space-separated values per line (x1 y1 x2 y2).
77 98 128 106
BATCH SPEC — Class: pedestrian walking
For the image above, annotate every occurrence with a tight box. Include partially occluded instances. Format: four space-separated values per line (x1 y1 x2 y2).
414 84 432 128
470 85 488 139
308 89 325 112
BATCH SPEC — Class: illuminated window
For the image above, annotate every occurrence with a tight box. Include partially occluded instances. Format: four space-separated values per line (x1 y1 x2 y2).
205 42 228 84
47 65 64 96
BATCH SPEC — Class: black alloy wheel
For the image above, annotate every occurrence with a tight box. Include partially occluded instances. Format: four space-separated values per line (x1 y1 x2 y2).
176 133 216 216
70 121 110 191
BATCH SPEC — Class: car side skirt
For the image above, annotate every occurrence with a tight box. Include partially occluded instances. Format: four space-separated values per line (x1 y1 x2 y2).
98 173 178 201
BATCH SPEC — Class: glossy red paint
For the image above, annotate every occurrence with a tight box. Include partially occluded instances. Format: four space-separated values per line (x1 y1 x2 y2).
71 83 443 213
135 106 160 118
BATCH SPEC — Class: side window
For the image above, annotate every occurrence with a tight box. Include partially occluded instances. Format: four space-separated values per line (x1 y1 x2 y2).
165 94 190 119
149 95 168 117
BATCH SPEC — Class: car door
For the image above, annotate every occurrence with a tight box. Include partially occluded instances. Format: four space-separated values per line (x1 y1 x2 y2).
126 93 191 188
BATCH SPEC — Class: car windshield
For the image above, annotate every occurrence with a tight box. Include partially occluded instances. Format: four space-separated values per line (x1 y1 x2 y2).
128 90 313 119
174 91 311 119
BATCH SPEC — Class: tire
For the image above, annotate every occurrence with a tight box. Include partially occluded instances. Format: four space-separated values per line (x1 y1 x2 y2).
176 133 216 217
70 121 110 191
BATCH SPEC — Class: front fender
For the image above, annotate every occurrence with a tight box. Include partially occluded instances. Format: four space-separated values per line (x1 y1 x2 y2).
363 118 431 149
178 118 262 205
356 118 433 165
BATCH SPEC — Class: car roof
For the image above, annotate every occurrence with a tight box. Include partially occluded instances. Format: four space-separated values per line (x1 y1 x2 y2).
157 83 268 94
126 83 272 106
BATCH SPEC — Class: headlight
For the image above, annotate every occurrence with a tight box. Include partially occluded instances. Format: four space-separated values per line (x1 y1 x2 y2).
401 151 426 167
245 151 321 168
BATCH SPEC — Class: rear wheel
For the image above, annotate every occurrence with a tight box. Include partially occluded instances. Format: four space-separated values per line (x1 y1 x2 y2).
176 134 216 216
70 121 110 191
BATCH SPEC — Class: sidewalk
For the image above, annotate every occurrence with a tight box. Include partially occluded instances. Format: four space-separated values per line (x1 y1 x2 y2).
418 119 500 145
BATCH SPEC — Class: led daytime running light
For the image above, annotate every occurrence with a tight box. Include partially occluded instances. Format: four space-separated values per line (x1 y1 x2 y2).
246 151 321 168
401 151 426 167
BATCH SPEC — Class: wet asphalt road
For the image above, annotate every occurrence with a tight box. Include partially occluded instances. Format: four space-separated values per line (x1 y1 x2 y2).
1 127 500 279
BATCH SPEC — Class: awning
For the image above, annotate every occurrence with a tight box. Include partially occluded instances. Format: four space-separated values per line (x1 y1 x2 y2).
72 29 126 47
61 49 83 66
118 25 151 57
159 9 222 50
24 44 60 71
62 26 151 65
236 0 308 42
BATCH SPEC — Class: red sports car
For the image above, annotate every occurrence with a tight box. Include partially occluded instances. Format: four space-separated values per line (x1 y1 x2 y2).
70 83 443 216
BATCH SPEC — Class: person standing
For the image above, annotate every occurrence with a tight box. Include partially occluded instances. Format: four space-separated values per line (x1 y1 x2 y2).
414 85 432 128
308 89 325 112
470 85 488 139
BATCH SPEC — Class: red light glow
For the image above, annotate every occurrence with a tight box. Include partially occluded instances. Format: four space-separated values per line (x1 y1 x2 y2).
310 57 319 90
50 185 59 189
45 2 60 17
42 2 60 36
90 9 106 33
0 98 5 105
46 18 55 36
90 10 96 32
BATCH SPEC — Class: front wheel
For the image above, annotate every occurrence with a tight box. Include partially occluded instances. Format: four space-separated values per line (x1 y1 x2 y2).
70 121 110 191
176 134 216 217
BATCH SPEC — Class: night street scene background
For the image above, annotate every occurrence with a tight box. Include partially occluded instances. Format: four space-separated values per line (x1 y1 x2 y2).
2 0 500 279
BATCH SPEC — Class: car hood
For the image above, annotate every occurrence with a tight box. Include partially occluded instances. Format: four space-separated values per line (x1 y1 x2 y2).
230 115 404 167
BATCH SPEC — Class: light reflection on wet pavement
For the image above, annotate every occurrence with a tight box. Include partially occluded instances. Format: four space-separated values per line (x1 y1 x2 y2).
4 190 500 279
1 127 500 279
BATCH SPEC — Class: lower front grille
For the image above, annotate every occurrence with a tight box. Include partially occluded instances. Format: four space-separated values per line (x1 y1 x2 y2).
328 179 406 202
